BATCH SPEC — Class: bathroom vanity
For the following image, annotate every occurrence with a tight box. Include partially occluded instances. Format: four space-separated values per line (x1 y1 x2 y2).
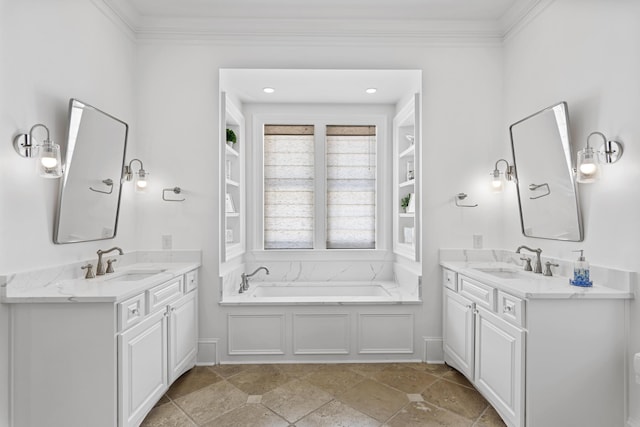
3 261 200 427
441 253 632 427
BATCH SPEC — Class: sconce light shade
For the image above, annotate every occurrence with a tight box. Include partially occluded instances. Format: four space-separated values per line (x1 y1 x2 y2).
490 158 515 193
576 131 623 184
37 140 62 178
576 146 600 183
124 158 149 193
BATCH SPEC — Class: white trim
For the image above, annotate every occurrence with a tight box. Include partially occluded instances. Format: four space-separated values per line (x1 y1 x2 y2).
423 337 445 363
196 339 219 365
358 313 414 354
227 314 285 355
292 313 351 355
90 0 137 41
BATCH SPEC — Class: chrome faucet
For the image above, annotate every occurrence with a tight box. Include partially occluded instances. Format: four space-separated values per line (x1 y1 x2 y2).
516 245 542 274
96 247 124 275
240 266 269 293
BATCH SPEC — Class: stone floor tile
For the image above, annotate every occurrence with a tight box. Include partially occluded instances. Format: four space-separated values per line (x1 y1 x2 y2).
476 405 508 427
210 363 258 378
441 369 474 388
337 379 408 422
407 393 423 402
154 394 170 408
305 366 366 396
140 402 196 427
166 366 223 399
404 363 453 377
173 380 248 425
296 400 381 427
345 363 394 377
384 401 473 427
200 403 290 427
262 379 334 423
273 363 323 378
372 365 439 394
421 379 488 420
227 364 292 395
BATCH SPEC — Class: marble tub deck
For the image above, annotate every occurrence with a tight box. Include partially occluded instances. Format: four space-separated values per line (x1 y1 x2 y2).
141 363 506 427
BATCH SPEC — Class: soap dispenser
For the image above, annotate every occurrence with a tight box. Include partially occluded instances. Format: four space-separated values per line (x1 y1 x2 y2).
570 250 592 287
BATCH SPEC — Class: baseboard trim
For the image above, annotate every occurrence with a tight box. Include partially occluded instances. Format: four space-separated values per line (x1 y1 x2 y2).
423 337 444 363
196 339 219 365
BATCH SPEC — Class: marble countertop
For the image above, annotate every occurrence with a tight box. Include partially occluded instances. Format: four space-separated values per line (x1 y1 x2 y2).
2 262 200 303
441 261 633 300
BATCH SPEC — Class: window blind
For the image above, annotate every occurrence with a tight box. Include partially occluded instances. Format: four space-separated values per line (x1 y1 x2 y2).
264 125 314 249
326 126 376 249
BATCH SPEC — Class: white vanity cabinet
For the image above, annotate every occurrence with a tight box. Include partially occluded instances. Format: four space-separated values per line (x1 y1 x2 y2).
442 267 626 427
10 268 199 427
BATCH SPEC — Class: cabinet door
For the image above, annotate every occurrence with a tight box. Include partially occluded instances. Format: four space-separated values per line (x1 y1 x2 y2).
118 309 168 427
474 306 525 427
168 291 198 382
443 288 474 379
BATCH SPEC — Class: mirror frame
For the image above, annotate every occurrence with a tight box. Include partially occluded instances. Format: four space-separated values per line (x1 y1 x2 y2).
509 101 584 242
53 98 129 244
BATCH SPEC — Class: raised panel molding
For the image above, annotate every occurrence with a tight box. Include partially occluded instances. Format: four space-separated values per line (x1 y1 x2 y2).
293 313 350 355
228 314 285 355
358 313 414 354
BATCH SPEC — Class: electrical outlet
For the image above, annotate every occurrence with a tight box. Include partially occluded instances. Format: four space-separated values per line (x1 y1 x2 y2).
161 235 172 250
473 234 483 249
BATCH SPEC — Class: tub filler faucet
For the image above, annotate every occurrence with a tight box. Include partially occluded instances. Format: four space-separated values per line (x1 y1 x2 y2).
240 266 269 293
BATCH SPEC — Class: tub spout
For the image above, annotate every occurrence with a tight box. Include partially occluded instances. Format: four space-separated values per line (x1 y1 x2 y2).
240 266 270 293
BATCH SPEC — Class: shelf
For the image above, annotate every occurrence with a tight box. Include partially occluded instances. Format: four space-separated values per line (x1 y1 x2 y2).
225 144 239 157
399 213 414 218
397 242 415 250
399 179 415 188
226 179 239 187
226 212 240 218
399 145 415 159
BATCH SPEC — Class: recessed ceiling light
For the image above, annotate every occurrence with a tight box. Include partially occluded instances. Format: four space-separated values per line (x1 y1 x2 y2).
366 88 377 94
263 87 275 94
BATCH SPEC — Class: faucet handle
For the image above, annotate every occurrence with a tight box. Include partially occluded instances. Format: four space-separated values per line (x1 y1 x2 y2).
106 259 117 274
544 261 559 277
520 256 532 271
81 264 95 279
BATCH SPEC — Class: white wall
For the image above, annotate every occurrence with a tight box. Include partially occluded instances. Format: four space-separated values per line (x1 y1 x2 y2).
501 0 640 423
134 41 504 364
0 1 137 425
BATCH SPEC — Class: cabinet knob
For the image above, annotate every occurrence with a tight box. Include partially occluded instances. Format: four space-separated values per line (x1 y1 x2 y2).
503 305 513 313
466 305 472 310
130 308 139 315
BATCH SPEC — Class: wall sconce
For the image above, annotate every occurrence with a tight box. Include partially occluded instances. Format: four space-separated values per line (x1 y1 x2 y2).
576 131 624 183
490 158 515 193
123 158 149 192
13 123 63 178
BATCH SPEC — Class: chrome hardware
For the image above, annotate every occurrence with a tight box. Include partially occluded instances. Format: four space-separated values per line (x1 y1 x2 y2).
240 266 270 293
81 263 95 279
96 247 124 275
162 187 185 202
89 178 114 195
473 309 479 315
466 305 472 310
516 246 543 274
129 308 139 316
544 261 560 277
520 256 532 271
528 182 551 200
106 258 117 274
455 193 478 208
503 305 513 313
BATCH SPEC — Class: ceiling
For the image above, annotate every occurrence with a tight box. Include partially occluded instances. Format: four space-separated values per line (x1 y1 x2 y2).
102 0 545 40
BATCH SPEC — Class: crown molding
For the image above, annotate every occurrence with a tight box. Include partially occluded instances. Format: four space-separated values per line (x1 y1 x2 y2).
96 0 552 45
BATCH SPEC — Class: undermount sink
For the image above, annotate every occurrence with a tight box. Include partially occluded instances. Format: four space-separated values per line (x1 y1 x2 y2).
473 267 525 279
104 269 167 282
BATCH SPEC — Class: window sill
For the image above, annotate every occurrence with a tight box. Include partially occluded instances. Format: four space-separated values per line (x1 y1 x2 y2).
248 249 392 263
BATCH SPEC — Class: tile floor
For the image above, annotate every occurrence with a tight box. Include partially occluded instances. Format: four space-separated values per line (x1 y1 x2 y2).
141 363 507 427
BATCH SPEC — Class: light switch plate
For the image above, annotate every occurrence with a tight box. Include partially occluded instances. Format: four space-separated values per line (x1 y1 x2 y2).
161 235 172 250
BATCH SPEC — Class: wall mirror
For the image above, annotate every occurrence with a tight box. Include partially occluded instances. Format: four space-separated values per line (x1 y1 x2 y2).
54 99 128 244
509 101 583 241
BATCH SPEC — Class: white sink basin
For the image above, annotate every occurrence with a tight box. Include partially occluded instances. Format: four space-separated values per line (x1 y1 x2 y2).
104 269 167 282
473 267 526 279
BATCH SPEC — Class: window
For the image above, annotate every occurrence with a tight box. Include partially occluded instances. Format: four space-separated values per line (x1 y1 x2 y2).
263 123 377 250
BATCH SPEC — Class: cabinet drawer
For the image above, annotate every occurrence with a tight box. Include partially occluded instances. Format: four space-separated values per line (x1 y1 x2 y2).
185 270 198 294
497 291 526 327
118 293 146 332
148 277 183 313
459 275 496 310
443 269 457 291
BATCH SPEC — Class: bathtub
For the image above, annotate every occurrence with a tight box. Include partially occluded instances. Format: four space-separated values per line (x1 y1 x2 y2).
220 281 420 305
